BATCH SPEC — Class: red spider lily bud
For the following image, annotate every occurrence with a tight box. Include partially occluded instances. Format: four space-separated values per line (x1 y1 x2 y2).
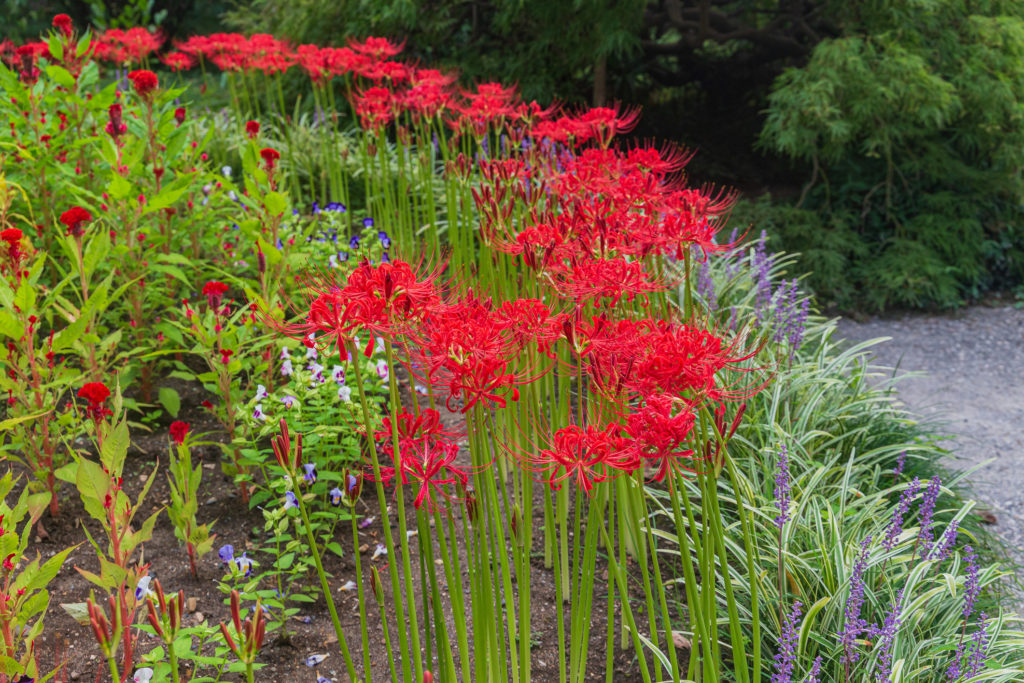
219 622 240 656
174 107 186 125
257 247 266 275
510 504 521 542
230 590 242 634
172 589 184 629
52 14 73 37
370 566 384 603
146 598 165 638
245 120 260 139
127 70 159 98
169 421 189 445
465 488 478 524
59 206 91 237
727 402 747 439
423 673 433 683
294 433 303 470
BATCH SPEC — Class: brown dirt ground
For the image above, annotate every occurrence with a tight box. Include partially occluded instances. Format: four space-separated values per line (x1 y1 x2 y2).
15 374 663 682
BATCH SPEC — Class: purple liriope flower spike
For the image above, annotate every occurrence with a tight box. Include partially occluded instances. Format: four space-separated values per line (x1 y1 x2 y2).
697 257 716 311
871 588 903 682
966 612 990 676
839 536 872 666
806 656 822 683
893 450 907 478
962 545 980 620
772 601 802 683
934 520 959 561
774 446 791 529
882 478 920 552
916 476 941 556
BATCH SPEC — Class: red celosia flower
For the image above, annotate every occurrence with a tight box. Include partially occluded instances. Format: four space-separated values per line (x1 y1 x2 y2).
106 103 127 139
169 421 190 445
52 14 73 37
127 69 159 97
259 147 280 171
93 27 162 64
245 120 260 139
78 382 112 422
59 206 92 237
219 349 234 365
174 107 186 125
203 280 229 309
0 227 25 278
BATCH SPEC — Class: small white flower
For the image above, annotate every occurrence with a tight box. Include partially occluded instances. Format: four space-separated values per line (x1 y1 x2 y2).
372 544 387 560
407 530 418 541
339 580 357 592
337 385 352 402
281 359 294 376
281 395 298 409
280 346 291 359
414 384 428 395
306 654 328 667
358 515 375 529
228 190 238 201
253 404 266 420
375 336 385 353
221 166 232 178
134 576 154 601
255 384 269 400
328 254 339 268
305 345 318 360
375 359 389 382
133 668 154 683
331 365 346 383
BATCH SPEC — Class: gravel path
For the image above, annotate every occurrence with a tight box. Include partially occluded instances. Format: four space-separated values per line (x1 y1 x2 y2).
837 305 1024 573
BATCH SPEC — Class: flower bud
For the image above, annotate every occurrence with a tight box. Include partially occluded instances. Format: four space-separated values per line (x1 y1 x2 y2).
370 567 383 603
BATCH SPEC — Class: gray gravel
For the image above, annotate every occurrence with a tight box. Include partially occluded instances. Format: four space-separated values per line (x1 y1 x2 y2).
837 305 1024 575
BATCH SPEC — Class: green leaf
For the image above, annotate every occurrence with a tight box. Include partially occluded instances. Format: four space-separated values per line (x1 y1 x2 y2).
60 601 91 626
45 64 75 88
100 419 130 474
159 387 181 418
107 174 133 200
263 191 289 216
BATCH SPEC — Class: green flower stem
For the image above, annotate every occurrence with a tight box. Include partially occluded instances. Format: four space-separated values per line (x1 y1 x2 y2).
668 473 713 680
434 505 471 683
351 511 371 682
722 450 762 683
295 491 357 681
347 340 414 682
383 339 425 681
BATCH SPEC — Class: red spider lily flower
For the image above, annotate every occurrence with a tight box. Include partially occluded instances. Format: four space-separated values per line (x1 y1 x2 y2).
245 120 260 139
78 382 113 422
494 298 562 358
452 82 518 136
60 206 92 237
376 409 460 453
573 103 641 148
354 86 397 129
285 258 445 360
347 36 405 60
623 319 762 403
524 423 625 495
106 103 127 140
52 14 73 37
169 421 190 445
622 394 700 481
203 280 229 309
94 28 162 64
414 295 540 413
161 51 195 71
549 256 666 306
259 148 280 172
174 107 186 125
127 69 159 97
